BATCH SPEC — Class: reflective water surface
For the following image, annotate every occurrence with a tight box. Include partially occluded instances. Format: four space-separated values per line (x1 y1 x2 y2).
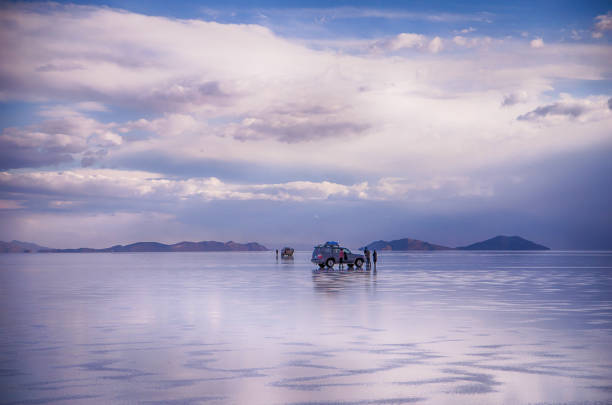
1 251 612 404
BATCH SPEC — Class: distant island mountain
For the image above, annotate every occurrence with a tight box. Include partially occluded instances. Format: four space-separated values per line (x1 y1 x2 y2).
0 240 50 253
361 235 549 251
457 235 549 251
362 237 451 251
37 241 268 253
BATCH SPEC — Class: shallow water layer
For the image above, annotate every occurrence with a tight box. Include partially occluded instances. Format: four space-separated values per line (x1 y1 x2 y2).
1 251 612 405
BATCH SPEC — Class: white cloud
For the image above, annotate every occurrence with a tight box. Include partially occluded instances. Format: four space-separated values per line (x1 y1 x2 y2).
453 36 468 46
121 114 203 138
0 169 497 204
428 36 444 53
373 176 494 201
530 37 544 48
593 11 612 38
371 32 427 52
0 4 611 188
454 27 476 34
451 35 493 48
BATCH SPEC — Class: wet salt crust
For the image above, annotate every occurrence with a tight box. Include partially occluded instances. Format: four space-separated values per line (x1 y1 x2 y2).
1 251 611 404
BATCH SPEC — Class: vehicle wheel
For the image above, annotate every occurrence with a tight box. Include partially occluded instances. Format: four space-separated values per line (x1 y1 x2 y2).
355 258 364 268
318 263 325 269
326 258 335 268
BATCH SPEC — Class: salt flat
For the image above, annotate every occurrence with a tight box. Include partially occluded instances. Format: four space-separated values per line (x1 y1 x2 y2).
1 251 611 404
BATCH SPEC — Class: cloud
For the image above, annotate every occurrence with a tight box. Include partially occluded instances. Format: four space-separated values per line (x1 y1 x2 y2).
452 35 493 48
428 36 444 53
570 29 582 41
501 91 528 107
373 33 427 52
0 3 611 193
222 109 370 143
517 95 611 123
593 11 612 38
0 169 496 204
228 7 493 24
453 36 468 46
0 169 369 205
0 109 122 169
374 177 494 201
371 33 445 54
120 114 203 138
530 38 544 48
0 111 121 169
454 27 476 34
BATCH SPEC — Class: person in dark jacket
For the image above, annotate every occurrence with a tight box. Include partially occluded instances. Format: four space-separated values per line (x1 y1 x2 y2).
373 250 378 271
364 248 371 268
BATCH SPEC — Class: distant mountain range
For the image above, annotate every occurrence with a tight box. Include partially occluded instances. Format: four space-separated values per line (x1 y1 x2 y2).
0 235 550 253
362 238 451 251
0 240 50 253
362 235 549 251
457 235 549 251
0 240 268 253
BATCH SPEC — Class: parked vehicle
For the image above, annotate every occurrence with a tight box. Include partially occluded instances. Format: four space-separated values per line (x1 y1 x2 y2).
281 247 294 258
311 241 365 269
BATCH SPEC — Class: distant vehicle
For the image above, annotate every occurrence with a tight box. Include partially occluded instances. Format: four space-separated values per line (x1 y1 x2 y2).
281 247 294 258
311 241 365 269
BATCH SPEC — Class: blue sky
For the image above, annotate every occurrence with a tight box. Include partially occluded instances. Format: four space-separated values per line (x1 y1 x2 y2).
0 1 611 249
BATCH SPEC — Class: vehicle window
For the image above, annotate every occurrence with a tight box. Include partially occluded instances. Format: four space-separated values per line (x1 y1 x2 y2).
343 249 350 255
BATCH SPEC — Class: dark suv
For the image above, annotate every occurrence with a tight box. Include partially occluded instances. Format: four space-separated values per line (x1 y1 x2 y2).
311 241 365 269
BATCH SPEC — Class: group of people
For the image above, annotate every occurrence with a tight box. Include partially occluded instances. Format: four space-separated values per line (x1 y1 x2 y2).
363 247 377 270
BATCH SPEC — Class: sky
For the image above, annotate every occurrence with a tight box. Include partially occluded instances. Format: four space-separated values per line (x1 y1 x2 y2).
0 0 611 250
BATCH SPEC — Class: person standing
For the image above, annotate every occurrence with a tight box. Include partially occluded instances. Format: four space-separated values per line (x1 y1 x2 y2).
339 249 344 270
364 248 371 268
276 249 278 260
373 250 378 271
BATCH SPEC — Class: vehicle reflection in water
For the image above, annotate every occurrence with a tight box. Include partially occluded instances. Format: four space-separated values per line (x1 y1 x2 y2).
311 267 376 295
